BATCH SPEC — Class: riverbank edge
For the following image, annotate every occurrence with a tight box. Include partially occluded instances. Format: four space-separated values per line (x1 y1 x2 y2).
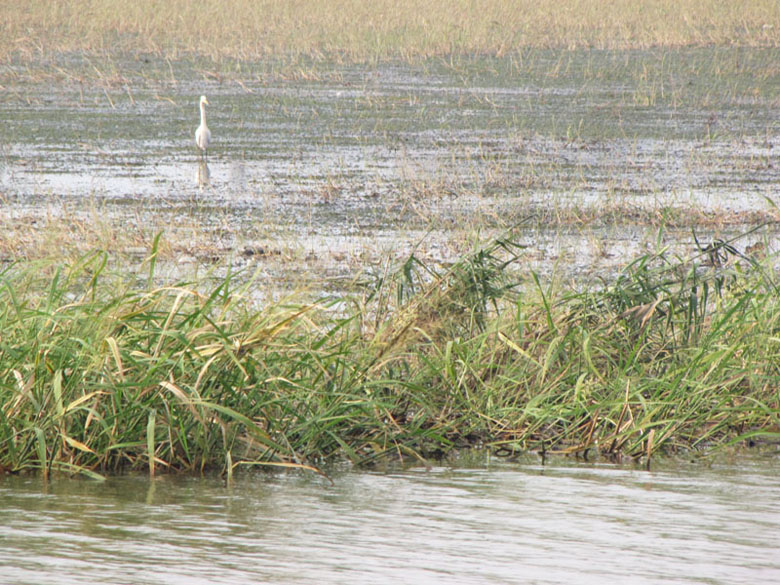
1 230 778 479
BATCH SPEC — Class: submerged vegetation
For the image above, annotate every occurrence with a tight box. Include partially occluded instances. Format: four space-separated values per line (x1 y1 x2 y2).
1 231 778 479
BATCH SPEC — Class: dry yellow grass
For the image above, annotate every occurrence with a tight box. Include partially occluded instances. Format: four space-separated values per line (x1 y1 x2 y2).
1 0 778 63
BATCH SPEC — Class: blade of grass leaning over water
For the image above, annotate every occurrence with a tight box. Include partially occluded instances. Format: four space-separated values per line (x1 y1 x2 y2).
0 230 778 477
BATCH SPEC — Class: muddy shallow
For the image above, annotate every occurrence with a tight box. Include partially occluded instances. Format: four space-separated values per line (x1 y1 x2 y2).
1 50 778 292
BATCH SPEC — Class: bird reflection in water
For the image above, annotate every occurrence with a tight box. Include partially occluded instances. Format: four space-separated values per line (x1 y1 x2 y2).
196 159 210 188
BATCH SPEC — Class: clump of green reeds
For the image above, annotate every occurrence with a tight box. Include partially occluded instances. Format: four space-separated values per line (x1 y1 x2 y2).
1 230 779 478
362 230 780 460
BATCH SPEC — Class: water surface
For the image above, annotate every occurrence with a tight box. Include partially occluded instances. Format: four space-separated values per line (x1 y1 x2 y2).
2 457 779 584
1 50 777 289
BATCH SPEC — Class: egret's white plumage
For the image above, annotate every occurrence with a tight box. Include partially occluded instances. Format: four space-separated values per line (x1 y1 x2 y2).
195 95 211 155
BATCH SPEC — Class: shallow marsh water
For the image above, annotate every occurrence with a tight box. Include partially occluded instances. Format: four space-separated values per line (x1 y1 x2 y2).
1 49 778 290
1 456 779 584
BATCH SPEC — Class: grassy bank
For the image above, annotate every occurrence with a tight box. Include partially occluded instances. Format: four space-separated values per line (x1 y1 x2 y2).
2 0 778 65
0 231 778 478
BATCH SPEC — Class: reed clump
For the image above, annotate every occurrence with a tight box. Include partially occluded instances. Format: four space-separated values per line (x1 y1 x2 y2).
0 231 778 478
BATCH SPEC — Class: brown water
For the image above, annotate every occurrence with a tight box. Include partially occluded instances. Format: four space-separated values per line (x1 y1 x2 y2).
1 457 779 584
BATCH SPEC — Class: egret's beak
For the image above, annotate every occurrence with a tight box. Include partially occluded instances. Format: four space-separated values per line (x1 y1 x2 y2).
203 98 209 105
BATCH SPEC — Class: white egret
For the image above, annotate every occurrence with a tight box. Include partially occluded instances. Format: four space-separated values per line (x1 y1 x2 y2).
195 95 211 157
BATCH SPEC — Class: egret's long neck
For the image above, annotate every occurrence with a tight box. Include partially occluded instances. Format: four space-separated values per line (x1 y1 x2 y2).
200 103 207 127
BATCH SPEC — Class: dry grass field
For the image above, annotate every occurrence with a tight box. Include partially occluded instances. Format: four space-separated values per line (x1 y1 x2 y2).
1 0 778 64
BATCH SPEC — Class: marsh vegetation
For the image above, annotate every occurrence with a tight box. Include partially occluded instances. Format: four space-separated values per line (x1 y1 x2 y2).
0 1 779 477
3 0 778 63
